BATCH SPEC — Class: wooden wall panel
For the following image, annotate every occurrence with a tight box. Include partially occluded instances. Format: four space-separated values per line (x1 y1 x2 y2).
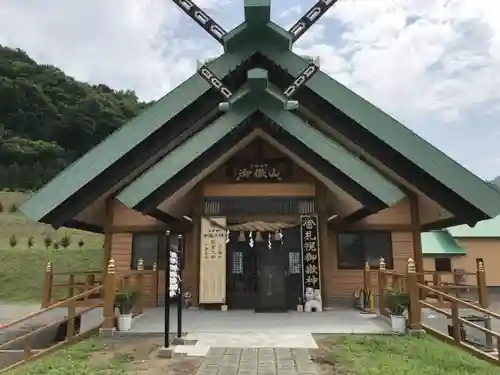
112 202 162 226
422 239 500 286
110 233 133 273
360 198 411 225
392 232 414 271
203 140 314 185
321 230 414 304
182 229 198 298
454 239 500 286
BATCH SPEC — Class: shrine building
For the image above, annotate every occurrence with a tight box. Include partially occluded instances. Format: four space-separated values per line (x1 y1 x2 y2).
20 0 500 312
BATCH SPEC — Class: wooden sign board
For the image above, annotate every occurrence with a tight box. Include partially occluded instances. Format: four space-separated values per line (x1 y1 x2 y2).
199 217 227 304
300 215 321 295
227 160 291 182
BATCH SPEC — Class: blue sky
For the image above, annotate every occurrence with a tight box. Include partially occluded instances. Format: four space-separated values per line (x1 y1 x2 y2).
0 0 499 179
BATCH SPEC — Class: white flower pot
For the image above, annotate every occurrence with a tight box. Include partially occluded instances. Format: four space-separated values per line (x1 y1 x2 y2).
390 314 406 333
117 314 133 331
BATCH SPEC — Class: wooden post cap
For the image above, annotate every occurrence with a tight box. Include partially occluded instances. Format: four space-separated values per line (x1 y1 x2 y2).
107 258 116 273
45 261 52 272
364 261 370 271
166 230 171 235
137 258 144 271
379 257 386 270
152 262 157 271
407 258 416 273
478 261 485 272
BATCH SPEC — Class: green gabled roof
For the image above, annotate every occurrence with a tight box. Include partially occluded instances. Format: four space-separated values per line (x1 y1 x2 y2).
117 102 257 208
22 0 498 229
20 48 254 223
259 104 405 207
118 87 406 212
421 231 467 255
261 47 500 220
447 217 500 238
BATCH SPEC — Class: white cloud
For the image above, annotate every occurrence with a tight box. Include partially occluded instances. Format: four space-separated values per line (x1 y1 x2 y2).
301 0 500 123
0 0 226 101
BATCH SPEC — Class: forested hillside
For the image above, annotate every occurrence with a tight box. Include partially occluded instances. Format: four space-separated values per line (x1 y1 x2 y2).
0 45 152 190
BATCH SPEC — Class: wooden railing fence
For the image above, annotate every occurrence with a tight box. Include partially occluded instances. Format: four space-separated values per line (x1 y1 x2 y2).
0 258 152 372
372 257 500 365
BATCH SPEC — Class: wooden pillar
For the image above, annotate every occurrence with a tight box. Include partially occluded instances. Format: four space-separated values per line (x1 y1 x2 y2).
378 258 387 315
136 258 145 314
42 261 53 308
102 259 117 329
363 262 371 295
152 262 159 307
316 183 330 306
192 186 203 306
102 198 115 280
409 195 424 283
477 260 489 309
406 258 421 330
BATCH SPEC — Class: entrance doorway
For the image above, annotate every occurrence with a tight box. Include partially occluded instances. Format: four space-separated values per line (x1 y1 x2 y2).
226 227 303 311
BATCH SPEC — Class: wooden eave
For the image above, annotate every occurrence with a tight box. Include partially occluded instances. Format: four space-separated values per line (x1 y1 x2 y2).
154 128 362 220
117 106 405 221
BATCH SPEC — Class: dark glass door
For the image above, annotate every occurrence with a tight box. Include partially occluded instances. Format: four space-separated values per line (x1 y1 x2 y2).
226 232 258 309
256 233 287 312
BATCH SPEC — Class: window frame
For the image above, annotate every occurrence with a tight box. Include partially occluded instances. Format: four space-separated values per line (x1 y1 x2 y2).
130 232 162 270
434 257 452 272
336 231 394 270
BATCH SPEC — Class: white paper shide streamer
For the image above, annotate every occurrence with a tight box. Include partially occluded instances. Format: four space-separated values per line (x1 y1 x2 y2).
169 249 180 297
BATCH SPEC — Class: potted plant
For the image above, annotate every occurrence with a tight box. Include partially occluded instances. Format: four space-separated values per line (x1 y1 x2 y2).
114 288 138 331
384 291 409 333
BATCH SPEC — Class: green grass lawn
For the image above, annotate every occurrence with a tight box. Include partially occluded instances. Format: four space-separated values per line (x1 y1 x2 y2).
0 191 103 250
0 246 104 301
0 191 104 302
5 336 201 375
4 338 127 375
315 335 499 375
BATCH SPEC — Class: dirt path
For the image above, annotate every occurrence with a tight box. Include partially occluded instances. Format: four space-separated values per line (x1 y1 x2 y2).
94 337 204 375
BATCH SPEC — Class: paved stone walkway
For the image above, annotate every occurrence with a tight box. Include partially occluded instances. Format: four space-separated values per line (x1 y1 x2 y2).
196 348 318 375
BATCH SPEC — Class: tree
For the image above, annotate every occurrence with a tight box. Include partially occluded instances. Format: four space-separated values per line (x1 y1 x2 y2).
9 203 17 213
9 234 17 248
43 235 52 249
0 45 149 191
59 234 71 249
77 238 85 249
27 236 34 248
53 242 60 250
0 201 3 212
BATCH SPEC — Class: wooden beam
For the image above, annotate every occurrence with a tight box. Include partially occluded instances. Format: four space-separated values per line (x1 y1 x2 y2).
316 183 330 306
192 185 203 306
102 198 115 279
409 194 424 283
109 224 168 233
332 223 417 232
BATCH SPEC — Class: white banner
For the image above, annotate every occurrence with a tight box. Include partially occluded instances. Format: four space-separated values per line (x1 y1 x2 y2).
199 217 227 304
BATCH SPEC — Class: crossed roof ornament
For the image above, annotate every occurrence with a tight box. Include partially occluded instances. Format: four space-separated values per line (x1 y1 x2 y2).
172 0 335 105
172 0 338 45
